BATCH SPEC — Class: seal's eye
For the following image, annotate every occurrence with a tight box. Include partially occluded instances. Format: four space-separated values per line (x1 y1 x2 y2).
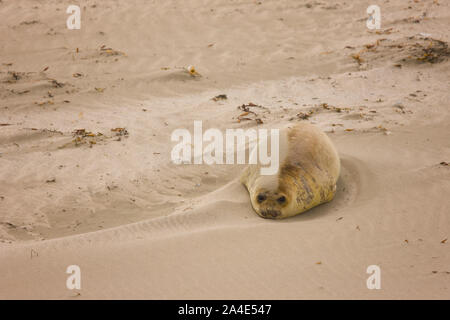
277 196 286 204
257 194 267 203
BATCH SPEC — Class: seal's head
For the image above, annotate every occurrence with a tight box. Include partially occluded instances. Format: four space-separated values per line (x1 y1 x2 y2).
250 186 291 219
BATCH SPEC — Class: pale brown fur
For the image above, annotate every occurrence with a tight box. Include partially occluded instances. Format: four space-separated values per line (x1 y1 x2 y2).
241 123 340 219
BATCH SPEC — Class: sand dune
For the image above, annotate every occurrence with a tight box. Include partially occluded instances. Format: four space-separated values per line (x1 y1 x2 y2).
0 0 449 299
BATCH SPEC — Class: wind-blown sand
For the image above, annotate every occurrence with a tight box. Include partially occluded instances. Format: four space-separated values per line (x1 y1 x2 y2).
0 0 449 299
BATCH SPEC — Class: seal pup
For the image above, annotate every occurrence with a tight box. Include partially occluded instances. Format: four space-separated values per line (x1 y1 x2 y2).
240 123 340 219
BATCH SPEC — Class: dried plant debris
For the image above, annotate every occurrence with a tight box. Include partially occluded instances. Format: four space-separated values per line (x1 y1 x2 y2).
351 53 364 65
296 110 314 120
99 45 126 57
57 129 105 149
185 65 201 77
288 102 355 122
238 102 265 112
9 89 30 95
3 71 25 83
111 127 129 136
24 128 64 135
71 129 104 146
236 103 265 125
73 129 96 137
212 94 227 101
49 79 65 88
237 111 263 124
0 222 17 229
320 103 351 113
20 20 39 25
375 125 391 135
375 27 394 35
412 38 450 63
350 36 450 68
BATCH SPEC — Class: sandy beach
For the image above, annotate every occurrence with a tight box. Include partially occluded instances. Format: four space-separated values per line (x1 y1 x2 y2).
0 0 449 299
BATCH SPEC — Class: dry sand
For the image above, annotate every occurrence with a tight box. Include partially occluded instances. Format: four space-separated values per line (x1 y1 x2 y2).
0 0 449 299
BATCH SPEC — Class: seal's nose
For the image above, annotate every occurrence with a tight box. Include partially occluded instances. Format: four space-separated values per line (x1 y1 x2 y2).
259 209 280 219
